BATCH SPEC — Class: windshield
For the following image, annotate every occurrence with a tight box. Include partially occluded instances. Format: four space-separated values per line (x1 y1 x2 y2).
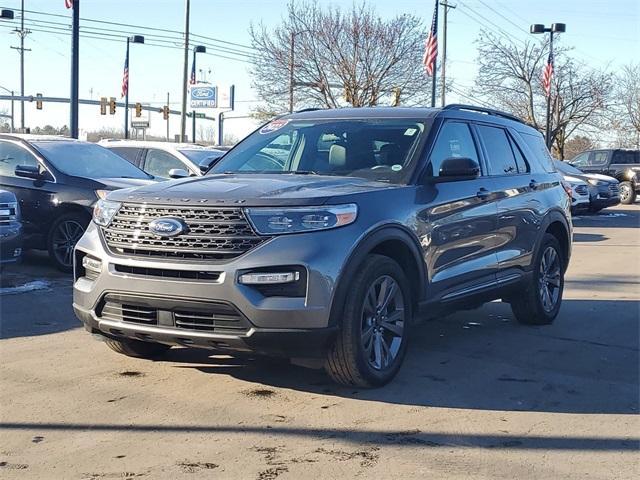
554 159 583 175
34 142 151 179
178 149 226 167
211 118 428 184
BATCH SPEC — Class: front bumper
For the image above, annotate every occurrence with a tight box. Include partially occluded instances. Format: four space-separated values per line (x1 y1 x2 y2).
73 222 352 357
0 223 23 265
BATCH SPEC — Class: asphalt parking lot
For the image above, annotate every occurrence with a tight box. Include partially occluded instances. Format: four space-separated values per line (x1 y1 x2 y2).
1 205 638 479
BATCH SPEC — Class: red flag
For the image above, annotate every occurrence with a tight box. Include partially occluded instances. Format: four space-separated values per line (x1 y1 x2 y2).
423 0 438 76
542 51 554 97
64 0 73 9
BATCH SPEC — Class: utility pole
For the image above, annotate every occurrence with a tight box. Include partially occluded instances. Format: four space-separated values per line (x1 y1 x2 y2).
69 0 80 138
180 0 190 142
10 0 31 132
439 0 456 107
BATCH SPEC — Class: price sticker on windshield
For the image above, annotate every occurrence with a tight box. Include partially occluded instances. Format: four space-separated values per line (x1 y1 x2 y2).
260 119 289 134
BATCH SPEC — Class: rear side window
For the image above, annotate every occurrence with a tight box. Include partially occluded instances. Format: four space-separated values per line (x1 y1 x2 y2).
520 132 555 172
612 151 639 164
110 147 141 164
477 125 518 175
508 135 530 173
427 122 479 177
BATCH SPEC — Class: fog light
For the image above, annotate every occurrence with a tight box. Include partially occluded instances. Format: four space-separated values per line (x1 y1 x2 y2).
13 248 21 257
82 255 102 273
238 272 299 285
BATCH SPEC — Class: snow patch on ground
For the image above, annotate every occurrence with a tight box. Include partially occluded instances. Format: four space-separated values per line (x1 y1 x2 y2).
0 280 51 296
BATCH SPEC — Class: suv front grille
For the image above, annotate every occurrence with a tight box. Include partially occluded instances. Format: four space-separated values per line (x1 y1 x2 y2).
102 203 266 260
575 184 588 195
0 202 18 225
609 183 620 194
97 294 251 334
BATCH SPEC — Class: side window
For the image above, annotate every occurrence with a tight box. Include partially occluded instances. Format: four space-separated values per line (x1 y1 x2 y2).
428 122 479 177
477 125 518 175
612 151 637 165
0 141 39 177
110 147 141 165
590 151 609 166
144 149 185 178
507 134 530 173
520 132 554 172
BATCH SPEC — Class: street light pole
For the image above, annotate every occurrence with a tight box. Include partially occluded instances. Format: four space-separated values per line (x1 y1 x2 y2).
69 0 80 138
191 45 206 144
180 0 191 142
123 35 144 140
530 22 566 149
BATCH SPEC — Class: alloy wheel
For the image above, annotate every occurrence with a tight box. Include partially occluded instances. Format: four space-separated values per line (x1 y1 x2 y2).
360 275 405 371
538 246 561 312
52 220 85 268
620 183 631 203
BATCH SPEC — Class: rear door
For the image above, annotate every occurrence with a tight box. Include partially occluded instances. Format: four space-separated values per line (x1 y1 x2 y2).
416 120 499 300
475 124 541 274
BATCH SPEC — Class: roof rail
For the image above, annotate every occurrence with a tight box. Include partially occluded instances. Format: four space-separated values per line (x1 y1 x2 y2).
443 104 525 125
295 107 325 113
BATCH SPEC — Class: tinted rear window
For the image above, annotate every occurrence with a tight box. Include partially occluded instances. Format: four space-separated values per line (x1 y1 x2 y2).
519 132 555 173
477 125 518 175
612 151 639 164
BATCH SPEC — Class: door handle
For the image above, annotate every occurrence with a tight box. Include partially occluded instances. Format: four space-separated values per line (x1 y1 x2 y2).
529 179 538 190
476 187 490 199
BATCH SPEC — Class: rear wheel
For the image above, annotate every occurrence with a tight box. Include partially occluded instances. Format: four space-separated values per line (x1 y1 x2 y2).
48 212 89 272
105 337 171 359
325 254 411 388
510 234 564 325
619 181 636 205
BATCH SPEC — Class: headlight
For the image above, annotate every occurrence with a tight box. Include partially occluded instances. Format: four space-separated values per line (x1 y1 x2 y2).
95 189 111 200
587 179 605 186
93 199 121 227
245 204 358 235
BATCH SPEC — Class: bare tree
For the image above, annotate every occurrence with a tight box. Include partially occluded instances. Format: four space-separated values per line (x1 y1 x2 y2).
609 63 640 148
473 31 610 159
563 135 597 160
249 0 429 113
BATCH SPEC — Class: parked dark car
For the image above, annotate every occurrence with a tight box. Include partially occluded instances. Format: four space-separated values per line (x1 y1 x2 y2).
99 140 227 178
74 105 572 387
568 149 639 204
0 135 155 271
553 160 620 212
0 189 22 268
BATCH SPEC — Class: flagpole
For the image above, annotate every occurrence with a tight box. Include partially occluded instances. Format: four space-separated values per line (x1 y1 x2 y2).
69 0 80 138
545 31 554 149
429 0 438 108
124 37 130 139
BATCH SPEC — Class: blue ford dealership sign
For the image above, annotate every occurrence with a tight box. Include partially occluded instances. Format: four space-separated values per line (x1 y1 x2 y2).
190 86 217 108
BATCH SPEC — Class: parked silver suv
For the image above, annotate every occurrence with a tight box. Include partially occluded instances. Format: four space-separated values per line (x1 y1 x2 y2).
73 105 572 387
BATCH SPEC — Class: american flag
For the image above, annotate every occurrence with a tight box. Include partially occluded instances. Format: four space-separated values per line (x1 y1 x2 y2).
542 51 554 97
190 54 197 85
64 0 73 9
121 55 129 98
423 0 438 76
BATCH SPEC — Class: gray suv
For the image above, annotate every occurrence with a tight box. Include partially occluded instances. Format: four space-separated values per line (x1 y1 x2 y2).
73 105 572 387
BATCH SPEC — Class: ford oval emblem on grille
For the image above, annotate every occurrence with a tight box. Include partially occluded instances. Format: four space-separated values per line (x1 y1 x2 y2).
148 217 187 237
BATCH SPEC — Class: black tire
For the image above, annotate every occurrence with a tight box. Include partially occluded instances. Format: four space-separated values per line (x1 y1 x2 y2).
105 337 171 359
325 254 412 388
619 181 636 205
47 212 90 272
510 233 564 325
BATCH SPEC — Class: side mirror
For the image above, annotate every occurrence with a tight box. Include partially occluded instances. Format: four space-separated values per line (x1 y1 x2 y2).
168 168 189 179
437 157 480 180
15 164 42 180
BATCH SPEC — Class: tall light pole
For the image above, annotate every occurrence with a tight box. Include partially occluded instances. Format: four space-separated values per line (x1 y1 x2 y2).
180 0 191 142
69 0 80 138
0 85 15 132
123 35 145 139
288 29 311 113
190 45 206 144
530 22 566 149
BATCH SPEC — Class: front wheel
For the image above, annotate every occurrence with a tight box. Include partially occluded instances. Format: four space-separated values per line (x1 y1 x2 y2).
510 234 564 325
619 181 636 205
325 254 412 388
48 212 90 272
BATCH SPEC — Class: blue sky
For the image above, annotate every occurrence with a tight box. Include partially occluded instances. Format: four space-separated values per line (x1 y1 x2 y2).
0 0 638 141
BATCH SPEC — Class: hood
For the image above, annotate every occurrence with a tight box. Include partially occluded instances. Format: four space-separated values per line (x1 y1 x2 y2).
563 175 588 186
106 173 399 206
582 173 618 183
96 177 157 191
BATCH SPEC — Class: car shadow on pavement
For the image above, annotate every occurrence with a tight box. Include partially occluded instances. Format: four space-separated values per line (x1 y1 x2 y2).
572 233 608 242
572 207 640 228
164 298 639 416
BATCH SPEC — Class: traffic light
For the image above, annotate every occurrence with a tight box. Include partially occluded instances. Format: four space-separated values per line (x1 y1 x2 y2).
109 97 116 115
100 97 107 115
135 103 142 118
36 93 43 110
162 105 169 120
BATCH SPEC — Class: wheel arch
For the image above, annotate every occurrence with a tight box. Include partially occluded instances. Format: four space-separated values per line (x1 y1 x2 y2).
538 210 571 271
328 224 427 327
